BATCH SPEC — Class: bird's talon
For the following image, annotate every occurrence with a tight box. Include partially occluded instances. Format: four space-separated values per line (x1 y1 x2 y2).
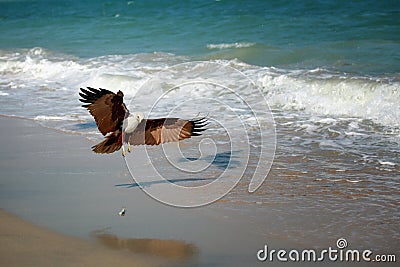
128 142 131 153
122 146 126 157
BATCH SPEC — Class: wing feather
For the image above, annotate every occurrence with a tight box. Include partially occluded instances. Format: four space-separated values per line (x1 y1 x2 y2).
79 87 128 135
127 117 208 146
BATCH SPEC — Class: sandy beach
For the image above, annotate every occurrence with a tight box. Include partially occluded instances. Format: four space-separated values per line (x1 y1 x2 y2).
0 209 165 267
0 116 285 266
1 115 398 267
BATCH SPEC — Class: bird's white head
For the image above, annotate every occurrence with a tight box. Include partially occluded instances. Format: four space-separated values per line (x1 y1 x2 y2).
123 112 144 133
131 111 144 123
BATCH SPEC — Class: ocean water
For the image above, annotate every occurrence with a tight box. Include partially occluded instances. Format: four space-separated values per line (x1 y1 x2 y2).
1 0 399 74
1 0 399 252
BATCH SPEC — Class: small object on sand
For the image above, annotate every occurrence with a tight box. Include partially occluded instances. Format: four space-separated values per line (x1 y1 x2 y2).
118 208 126 216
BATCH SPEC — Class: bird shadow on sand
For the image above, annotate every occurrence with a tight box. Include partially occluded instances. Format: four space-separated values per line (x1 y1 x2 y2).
180 150 242 170
115 177 213 188
115 150 241 188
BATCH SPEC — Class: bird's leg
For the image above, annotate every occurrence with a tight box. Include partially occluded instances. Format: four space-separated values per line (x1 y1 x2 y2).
127 141 131 153
121 131 127 157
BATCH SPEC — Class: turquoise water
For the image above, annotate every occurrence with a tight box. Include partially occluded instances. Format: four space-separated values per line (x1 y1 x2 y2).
1 0 399 75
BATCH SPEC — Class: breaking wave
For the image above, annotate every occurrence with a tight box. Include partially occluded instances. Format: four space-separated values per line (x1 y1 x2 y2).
256 67 400 127
0 47 399 131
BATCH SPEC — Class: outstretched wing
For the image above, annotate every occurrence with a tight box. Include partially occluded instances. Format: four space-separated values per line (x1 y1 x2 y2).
127 117 208 146
79 87 128 135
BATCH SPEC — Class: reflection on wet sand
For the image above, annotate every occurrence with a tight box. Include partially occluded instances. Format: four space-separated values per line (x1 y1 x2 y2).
92 231 197 261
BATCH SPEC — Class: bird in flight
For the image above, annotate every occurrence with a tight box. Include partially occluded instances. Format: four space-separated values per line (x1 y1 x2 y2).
79 87 208 156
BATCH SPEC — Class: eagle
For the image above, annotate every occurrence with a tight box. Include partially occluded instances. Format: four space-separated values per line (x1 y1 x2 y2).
79 87 208 156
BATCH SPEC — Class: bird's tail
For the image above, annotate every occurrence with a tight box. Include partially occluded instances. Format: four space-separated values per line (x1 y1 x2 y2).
92 130 122 154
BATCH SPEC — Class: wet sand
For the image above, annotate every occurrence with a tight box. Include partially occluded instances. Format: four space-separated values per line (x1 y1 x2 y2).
0 116 397 266
0 116 278 266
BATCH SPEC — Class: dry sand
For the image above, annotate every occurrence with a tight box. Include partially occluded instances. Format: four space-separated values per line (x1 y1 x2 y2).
0 209 164 267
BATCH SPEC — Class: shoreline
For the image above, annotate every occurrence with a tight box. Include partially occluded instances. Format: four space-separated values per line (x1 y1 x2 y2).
1 116 398 266
0 115 281 266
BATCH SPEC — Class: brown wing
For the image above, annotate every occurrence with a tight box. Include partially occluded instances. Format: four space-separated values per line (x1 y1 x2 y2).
91 129 123 154
127 117 208 146
79 87 128 135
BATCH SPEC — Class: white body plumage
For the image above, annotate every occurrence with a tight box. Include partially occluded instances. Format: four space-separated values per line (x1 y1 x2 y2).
122 112 144 134
121 112 144 156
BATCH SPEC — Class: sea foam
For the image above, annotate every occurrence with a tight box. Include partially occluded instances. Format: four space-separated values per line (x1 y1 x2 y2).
257 68 400 127
0 48 399 131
